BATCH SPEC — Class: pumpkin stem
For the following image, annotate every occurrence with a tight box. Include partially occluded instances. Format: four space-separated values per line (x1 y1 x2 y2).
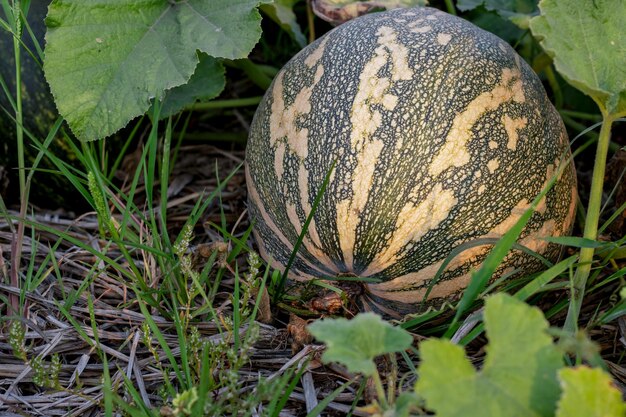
564 113 616 333
443 0 457 16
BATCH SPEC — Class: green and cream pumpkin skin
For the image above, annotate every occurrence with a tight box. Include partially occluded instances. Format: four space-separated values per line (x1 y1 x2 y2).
245 7 577 317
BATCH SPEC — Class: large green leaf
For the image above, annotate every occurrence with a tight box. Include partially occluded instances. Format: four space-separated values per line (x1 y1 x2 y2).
44 0 266 141
529 0 626 116
557 367 626 417
308 312 413 376
416 294 563 417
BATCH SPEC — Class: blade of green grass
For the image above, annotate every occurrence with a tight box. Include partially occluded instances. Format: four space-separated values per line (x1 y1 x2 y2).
543 236 610 248
250 264 271 324
268 362 309 417
456 255 578 346
190 343 213 416
106 119 143 181
513 255 577 301
233 264 241 351
420 238 551 307
276 160 336 302
136 296 185 384
305 378 355 417
443 153 570 338
172 298 192 390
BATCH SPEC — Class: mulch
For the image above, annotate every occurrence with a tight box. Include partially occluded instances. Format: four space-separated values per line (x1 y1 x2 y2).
1 144 625 416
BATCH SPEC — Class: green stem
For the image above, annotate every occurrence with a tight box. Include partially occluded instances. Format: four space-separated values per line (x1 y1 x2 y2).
183 96 262 112
387 353 397 405
371 371 388 409
559 109 602 121
561 115 620 153
563 114 615 333
306 0 316 43
544 66 563 109
236 59 273 90
173 131 247 143
561 115 598 141
12 8 24 197
444 0 457 15
10 0 24 317
275 302 320 317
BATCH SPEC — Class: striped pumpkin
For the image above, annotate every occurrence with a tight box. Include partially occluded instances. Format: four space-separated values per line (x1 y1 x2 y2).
245 7 577 317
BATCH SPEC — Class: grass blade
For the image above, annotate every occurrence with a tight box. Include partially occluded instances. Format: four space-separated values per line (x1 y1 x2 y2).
276 160 336 302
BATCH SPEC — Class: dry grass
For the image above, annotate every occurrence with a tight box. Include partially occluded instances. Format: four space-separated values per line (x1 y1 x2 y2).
1 144 625 416
0 145 367 416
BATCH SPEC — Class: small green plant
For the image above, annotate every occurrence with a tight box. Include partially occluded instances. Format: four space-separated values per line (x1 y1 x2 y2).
417 294 563 416
309 294 626 416
417 294 626 417
308 312 413 414
31 353 62 390
8 320 26 361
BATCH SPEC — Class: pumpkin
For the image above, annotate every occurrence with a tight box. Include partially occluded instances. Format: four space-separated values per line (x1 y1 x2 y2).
245 7 577 317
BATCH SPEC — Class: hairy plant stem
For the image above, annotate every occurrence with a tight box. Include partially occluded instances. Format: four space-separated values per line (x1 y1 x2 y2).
564 113 615 333
371 371 388 409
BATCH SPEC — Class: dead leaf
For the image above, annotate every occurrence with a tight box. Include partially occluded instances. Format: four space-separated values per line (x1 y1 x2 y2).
288 313 314 352
311 0 427 26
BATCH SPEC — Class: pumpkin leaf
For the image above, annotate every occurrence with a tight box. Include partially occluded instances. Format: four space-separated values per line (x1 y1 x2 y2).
260 0 307 48
457 0 537 17
556 367 626 417
457 0 537 29
416 294 563 417
44 0 267 141
307 312 412 376
155 53 226 119
529 0 626 116
466 9 525 42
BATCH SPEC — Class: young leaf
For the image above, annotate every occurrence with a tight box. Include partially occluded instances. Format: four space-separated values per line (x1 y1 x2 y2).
44 0 267 141
416 294 563 417
261 0 307 48
556 367 626 417
308 312 412 376
529 0 626 116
